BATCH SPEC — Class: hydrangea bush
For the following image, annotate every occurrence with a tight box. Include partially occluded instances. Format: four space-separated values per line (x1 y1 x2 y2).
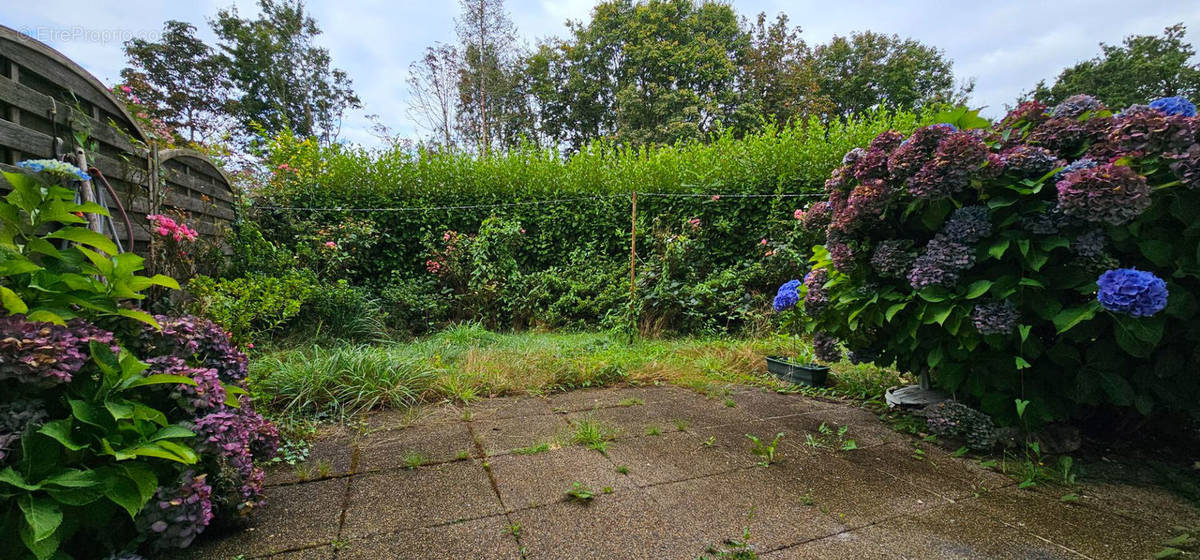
791 98 1200 424
0 162 278 559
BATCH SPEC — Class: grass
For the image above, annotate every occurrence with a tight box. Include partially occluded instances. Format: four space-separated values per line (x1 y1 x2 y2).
249 323 903 422
571 418 618 452
513 442 553 455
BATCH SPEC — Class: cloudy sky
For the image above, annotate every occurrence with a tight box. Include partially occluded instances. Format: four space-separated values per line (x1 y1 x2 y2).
5 0 1199 147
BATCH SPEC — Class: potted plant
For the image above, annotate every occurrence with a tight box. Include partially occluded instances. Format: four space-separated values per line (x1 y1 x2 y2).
766 279 830 386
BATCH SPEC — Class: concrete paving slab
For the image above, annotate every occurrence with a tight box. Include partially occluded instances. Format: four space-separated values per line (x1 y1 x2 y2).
761 532 901 559
462 395 553 421
648 393 760 429
341 460 503 539
767 452 949 528
264 545 337 559
487 445 636 510
355 421 477 471
177 478 347 559
840 443 1013 501
857 500 1084 559
799 407 908 448
509 490 685 560
972 486 1172 560
603 430 748 486
564 402 694 440
647 466 850 552
688 419 819 469
546 385 683 412
730 387 844 420
363 402 465 431
472 413 571 456
337 515 522 560
264 438 356 486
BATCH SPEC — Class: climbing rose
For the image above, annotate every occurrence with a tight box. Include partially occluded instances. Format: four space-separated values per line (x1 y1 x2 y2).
1056 164 1151 225
1148 96 1197 117
773 280 801 311
793 209 804 220
1096 269 1168 317
971 301 1020 335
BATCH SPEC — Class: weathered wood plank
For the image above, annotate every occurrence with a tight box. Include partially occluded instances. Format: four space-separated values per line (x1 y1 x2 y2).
0 74 142 154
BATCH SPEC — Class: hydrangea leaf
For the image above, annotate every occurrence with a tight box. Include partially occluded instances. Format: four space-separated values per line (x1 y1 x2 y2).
45 228 118 256
1 285 28 314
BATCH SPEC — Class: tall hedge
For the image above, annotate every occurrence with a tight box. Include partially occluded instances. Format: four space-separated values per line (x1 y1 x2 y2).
249 111 928 286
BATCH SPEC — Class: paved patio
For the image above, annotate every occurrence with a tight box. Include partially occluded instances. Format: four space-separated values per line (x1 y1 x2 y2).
177 385 1198 560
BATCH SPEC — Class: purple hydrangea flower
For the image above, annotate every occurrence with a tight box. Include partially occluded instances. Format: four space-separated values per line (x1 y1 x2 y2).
828 241 856 273
1001 145 1060 178
908 235 975 290
1073 229 1107 259
0 399 48 463
942 206 992 244
801 201 831 233
996 101 1050 132
888 125 954 180
146 356 226 413
1149 96 1197 117
803 269 829 315
906 132 989 199
1051 94 1103 119
137 315 248 383
1167 143 1200 189
842 147 866 166
773 280 801 311
192 404 279 514
1056 163 1151 225
136 471 214 551
1097 268 1168 317
971 300 1020 335
1106 105 1197 154
1053 158 1099 180
812 332 842 363
870 239 916 279
830 179 892 233
0 316 116 385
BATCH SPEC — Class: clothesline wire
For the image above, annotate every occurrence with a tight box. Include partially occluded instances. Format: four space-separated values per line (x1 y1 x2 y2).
256 191 826 213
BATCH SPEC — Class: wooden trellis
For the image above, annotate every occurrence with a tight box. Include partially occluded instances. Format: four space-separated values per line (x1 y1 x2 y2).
0 24 236 254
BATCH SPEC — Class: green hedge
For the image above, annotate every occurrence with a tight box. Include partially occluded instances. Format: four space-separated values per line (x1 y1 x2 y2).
251 111 929 285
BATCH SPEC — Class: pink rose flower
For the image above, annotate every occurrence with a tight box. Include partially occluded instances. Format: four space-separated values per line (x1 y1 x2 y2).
760 238 768 246
794 209 804 220
711 195 720 201
324 241 337 249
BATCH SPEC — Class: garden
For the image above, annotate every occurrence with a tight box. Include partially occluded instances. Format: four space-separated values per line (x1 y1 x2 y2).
3 3 1200 558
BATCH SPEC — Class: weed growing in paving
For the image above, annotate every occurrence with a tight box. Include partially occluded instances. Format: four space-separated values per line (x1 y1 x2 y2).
455 450 471 461
513 442 553 455
571 418 618 453
746 433 784 467
804 423 857 451
615 465 630 475
800 490 815 506
700 510 757 559
723 398 737 408
508 524 521 537
565 482 595 503
673 419 689 431
701 436 716 448
1157 525 1200 558
403 451 429 469
645 425 663 436
619 397 645 406
603 486 613 494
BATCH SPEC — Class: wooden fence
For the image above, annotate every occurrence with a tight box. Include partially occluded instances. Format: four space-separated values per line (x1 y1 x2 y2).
0 24 235 254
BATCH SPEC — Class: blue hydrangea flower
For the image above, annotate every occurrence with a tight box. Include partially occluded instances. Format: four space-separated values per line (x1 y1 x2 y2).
1148 96 1197 118
773 280 801 311
1054 158 1099 180
16 159 91 181
1096 268 1168 317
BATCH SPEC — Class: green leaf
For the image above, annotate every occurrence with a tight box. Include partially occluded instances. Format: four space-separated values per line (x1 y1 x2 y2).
116 308 160 328
150 425 196 441
1053 303 1098 334
927 345 944 368
1017 239 1030 257
148 274 180 290
45 227 118 255
1015 356 1031 370
68 399 111 429
987 239 1010 260
18 494 62 543
1018 277 1044 288
40 469 100 489
1 285 28 313
884 302 908 321
25 310 65 325
0 254 41 276
1099 371 1135 406
117 463 158 507
103 475 148 519
0 467 40 490
1138 240 1173 267
122 374 198 390
38 419 88 451
964 280 992 299
923 303 953 325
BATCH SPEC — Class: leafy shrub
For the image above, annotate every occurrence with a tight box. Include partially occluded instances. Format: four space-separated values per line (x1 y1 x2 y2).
295 280 387 341
792 99 1200 425
0 163 278 558
187 272 316 344
506 251 629 330
377 274 449 336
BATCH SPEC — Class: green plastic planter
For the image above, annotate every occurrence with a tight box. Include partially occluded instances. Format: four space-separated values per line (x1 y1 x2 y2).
765 356 829 387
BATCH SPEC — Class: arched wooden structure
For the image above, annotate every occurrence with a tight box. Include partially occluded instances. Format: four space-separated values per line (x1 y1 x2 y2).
0 24 236 253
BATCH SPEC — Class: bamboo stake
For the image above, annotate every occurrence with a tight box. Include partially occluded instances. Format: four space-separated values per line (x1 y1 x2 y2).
73 146 103 235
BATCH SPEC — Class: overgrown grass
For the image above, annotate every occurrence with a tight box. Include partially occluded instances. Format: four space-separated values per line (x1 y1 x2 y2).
249 323 905 421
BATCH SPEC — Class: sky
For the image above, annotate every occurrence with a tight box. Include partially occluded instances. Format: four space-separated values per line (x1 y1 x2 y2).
4 0 1199 148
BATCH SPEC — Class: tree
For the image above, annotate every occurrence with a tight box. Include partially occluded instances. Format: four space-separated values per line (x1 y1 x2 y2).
120 21 232 144
733 12 823 131
528 0 747 150
810 31 970 118
1030 24 1200 109
211 0 360 143
407 43 461 148
455 0 524 152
